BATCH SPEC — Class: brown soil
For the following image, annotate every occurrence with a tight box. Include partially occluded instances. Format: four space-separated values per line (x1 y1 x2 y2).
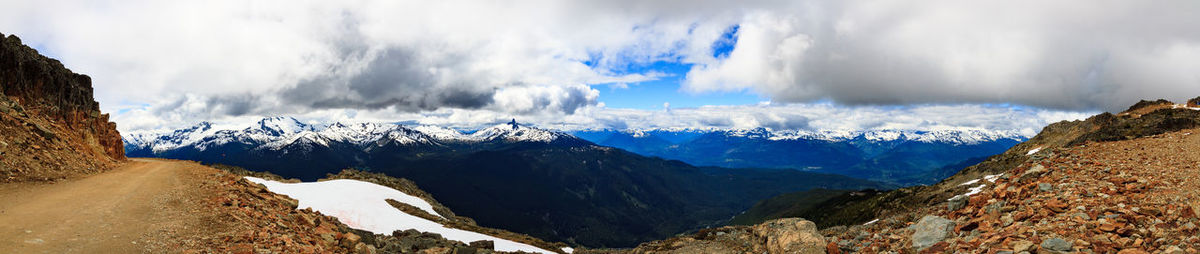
0 159 227 253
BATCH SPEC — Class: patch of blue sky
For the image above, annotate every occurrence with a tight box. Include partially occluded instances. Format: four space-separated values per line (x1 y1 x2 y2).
585 23 758 110
711 24 738 59
593 60 762 110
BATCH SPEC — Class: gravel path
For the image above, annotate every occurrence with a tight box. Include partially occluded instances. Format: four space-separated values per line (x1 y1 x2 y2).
0 158 227 253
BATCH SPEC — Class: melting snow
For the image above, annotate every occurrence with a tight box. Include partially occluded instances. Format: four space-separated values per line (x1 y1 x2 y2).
959 178 981 186
862 219 880 225
1171 104 1200 110
1026 147 1042 155
948 184 989 201
983 173 1003 183
949 173 1004 201
244 177 554 254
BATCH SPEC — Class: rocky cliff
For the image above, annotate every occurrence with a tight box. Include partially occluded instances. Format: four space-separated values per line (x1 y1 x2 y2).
0 32 125 182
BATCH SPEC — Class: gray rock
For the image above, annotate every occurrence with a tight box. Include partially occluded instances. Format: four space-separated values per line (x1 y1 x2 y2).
910 215 954 250
1039 183 1053 192
948 196 967 211
1019 164 1048 182
985 201 1006 214
468 240 494 250
1040 238 1073 252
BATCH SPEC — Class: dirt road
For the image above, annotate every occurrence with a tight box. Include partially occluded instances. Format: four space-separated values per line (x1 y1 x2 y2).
0 159 226 253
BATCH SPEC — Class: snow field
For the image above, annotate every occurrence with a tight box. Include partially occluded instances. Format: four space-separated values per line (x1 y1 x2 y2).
244 177 554 254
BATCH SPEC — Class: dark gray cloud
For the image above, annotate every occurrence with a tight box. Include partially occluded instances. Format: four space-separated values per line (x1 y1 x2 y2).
280 47 496 112
206 94 260 116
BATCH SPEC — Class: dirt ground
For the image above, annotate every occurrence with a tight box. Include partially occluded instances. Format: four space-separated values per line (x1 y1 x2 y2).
0 158 230 253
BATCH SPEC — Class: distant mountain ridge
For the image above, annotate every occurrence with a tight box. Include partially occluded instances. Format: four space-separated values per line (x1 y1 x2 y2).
572 128 1024 185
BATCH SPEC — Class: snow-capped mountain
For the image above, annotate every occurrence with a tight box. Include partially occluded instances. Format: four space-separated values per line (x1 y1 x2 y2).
124 117 574 155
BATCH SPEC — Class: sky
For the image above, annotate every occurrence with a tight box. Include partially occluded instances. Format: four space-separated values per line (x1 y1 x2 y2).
2 0 1198 133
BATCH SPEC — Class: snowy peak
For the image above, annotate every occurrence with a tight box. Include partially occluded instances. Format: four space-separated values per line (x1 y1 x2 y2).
469 121 562 143
252 116 314 136
719 128 774 139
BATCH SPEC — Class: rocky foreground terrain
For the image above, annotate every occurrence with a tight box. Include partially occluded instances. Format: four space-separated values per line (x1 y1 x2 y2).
0 32 125 182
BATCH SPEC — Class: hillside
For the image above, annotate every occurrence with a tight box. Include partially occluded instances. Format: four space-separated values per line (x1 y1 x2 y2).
0 32 125 182
625 98 1200 253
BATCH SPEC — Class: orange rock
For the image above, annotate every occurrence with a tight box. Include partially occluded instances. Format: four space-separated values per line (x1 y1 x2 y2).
1117 248 1149 254
826 242 841 254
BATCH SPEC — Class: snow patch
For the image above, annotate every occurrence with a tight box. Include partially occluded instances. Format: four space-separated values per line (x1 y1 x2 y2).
561 247 574 253
1171 104 1200 110
1026 147 1042 155
949 173 1003 201
243 177 553 254
959 178 981 186
948 184 988 201
983 173 1004 183
862 219 880 226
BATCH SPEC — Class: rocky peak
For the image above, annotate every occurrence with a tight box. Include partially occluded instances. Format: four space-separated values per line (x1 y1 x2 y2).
0 33 124 158
472 122 562 143
1 32 126 181
253 116 312 136
1124 99 1174 113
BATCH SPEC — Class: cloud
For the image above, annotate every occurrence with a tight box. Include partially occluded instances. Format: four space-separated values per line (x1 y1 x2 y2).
683 1 1200 112
2 0 1192 131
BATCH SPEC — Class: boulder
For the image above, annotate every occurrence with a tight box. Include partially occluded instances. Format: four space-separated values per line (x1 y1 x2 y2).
1011 240 1033 252
751 218 827 254
1039 238 1072 253
910 215 954 250
947 196 967 211
468 240 494 250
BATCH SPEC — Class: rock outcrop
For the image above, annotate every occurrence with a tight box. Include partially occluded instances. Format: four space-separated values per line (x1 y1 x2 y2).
609 218 826 254
0 32 125 182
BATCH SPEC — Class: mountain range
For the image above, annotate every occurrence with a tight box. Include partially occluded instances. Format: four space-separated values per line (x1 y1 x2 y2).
572 128 1024 185
122 117 887 247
